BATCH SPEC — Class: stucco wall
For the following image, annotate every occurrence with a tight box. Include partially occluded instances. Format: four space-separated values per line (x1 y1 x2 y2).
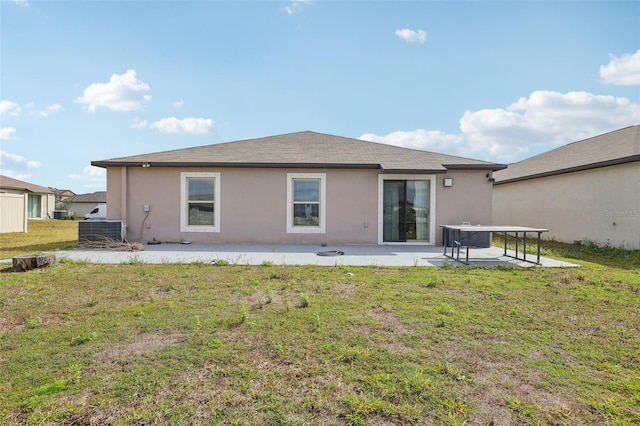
107 167 381 245
493 162 640 249
106 167 124 220
105 166 495 245
434 170 495 244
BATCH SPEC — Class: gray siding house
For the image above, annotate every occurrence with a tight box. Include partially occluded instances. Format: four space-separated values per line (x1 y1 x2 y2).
92 131 506 245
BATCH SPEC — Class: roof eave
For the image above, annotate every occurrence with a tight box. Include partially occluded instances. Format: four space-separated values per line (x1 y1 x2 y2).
494 155 640 185
92 160 502 175
91 161 384 170
382 168 447 174
443 163 508 171
1 186 33 193
0 186 55 194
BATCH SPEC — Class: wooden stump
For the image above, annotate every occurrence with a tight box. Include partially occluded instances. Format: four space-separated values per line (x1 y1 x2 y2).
12 253 56 272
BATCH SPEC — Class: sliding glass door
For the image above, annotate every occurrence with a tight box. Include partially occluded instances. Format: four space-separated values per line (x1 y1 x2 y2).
383 180 430 242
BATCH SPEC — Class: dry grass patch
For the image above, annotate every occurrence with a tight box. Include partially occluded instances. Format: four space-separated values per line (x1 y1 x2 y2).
94 332 189 364
458 348 585 425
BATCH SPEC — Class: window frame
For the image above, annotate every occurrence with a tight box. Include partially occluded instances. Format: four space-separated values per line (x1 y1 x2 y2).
287 173 326 234
180 172 221 233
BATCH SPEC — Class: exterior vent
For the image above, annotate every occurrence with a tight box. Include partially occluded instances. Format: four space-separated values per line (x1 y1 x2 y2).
78 220 126 244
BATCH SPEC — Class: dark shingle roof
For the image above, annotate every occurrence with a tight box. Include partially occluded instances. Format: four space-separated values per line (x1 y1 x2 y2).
92 131 505 173
494 125 640 184
67 191 107 203
0 175 54 194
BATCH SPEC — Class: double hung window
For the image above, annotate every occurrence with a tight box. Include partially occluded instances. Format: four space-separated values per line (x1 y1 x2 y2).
287 173 326 233
181 172 220 232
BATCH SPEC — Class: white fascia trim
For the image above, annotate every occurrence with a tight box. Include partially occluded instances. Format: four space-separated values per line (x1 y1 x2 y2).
287 172 326 234
377 174 437 245
180 172 221 233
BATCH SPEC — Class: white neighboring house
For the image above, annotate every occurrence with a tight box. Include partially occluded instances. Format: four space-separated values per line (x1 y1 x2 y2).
493 125 640 249
0 175 56 233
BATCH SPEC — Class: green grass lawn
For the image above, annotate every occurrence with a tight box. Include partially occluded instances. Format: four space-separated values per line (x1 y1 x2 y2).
0 219 78 260
0 221 639 425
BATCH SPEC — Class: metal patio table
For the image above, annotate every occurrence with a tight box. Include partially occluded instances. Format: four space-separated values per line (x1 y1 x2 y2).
441 225 549 265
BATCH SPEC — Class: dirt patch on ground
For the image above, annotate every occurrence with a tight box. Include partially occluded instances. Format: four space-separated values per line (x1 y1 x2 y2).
233 288 313 310
368 308 414 335
439 342 588 425
0 316 26 332
366 308 415 353
0 313 66 332
328 281 358 298
93 332 189 364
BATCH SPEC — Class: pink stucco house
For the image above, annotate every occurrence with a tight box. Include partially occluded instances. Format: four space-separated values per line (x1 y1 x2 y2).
493 125 640 249
92 131 505 245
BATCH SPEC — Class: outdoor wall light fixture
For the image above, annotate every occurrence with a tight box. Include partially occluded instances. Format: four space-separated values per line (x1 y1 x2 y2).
142 163 150 168
443 178 453 187
486 173 495 183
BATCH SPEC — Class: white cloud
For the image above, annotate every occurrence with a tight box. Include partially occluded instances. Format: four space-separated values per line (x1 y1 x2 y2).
149 117 214 135
76 69 151 112
12 0 29 6
0 150 41 172
131 118 148 129
395 29 427 44
1 172 32 181
600 50 640 86
284 0 312 15
361 129 464 153
0 127 17 140
37 103 64 117
83 165 106 178
0 100 21 116
172 98 184 108
68 166 105 180
68 166 106 189
360 90 640 163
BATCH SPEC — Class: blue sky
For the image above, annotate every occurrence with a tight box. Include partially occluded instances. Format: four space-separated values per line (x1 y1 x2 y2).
1 0 639 194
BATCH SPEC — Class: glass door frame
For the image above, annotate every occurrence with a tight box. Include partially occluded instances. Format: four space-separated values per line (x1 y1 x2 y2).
377 174 436 245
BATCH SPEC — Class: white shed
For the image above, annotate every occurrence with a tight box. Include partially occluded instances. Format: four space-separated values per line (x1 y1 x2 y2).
0 175 56 233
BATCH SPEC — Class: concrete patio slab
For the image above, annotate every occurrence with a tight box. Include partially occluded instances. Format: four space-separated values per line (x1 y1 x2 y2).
55 243 579 267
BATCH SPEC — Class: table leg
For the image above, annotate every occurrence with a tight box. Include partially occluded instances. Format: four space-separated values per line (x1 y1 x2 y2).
504 232 507 256
443 228 447 255
465 231 469 265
